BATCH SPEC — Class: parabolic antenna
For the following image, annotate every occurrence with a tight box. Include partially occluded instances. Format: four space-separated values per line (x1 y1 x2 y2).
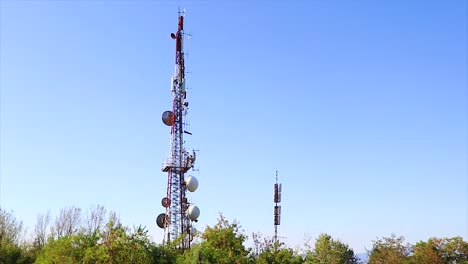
162 111 175 126
190 226 198 242
187 205 200 221
156 213 170 229
185 175 198 192
161 197 170 208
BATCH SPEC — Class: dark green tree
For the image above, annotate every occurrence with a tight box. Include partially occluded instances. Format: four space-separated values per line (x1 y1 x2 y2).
305 233 358 264
440 237 468 264
35 209 156 264
177 214 250 264
252 233 303 264
257 245 304 264
0 209 34 264
35 235 85 263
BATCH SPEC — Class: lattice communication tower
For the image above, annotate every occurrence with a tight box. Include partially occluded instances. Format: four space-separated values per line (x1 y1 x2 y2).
274 171 282 244
156 11 200 250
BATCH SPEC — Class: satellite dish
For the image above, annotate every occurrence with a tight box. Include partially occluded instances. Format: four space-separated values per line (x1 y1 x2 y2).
191 226 198 236
190 226 198 241
162 111 175 126
171 33 176 39
185 175 198 192
186 205 200 221
161 197 170 208
156 213 169 228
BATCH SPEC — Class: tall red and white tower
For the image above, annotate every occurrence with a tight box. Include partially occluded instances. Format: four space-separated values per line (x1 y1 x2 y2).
157 11 199 250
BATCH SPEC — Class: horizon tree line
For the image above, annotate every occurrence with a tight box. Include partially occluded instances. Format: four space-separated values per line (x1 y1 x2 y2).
0 206 467 263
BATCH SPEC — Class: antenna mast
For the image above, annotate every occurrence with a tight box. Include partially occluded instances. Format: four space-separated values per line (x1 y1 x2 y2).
157 10 200 250
274 170 282 244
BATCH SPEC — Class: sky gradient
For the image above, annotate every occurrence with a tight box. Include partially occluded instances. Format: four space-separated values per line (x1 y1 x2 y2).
1 0 467 252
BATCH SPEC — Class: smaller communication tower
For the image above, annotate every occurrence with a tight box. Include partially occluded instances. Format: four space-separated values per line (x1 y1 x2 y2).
274 170 282 244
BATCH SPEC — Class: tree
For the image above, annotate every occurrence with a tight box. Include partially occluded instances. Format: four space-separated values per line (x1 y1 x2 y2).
36 207 156 264
151 242 180 264
305 233 358 264
0 209 31 263
257 245 304 264
32 211 51 251
50 206 81 239
411 238 444 264
252 232 304 264
178 214 250 264
91 220 154 263
35 235 85 263
411 237 468 264
84 204 106 235
0 209 24 246
440 237 468 264
368 234 410 264
252 232 272 258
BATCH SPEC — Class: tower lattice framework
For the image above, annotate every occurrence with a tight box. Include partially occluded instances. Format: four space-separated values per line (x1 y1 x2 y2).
274 171 282 244
157 12 199 250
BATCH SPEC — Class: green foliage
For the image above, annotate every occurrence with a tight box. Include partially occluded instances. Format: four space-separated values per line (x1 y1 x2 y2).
305 233 358 264
0 209 35 264
251 232 304 264
368 234 411 264
275 247 304 264
177 213 251 264
0 209 24 246
257 244 304 264
411 237 468 264
3 207 468 264
152 239 184 264
440 237 468 263
149 244 168 263
411 238 445 264
35 236 84 263
176 243 202 264
369 234 468 264
97 222 154 263
35 213 156 264
0 243 22 264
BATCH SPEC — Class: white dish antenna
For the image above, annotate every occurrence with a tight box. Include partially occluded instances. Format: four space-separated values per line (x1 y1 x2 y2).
187 204 200 221
186 175 199 192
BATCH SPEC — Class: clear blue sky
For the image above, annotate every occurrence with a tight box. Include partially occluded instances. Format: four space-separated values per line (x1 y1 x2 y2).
1 0 466 253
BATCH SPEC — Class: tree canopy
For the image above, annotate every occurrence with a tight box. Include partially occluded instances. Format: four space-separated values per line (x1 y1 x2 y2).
305 233 358 264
